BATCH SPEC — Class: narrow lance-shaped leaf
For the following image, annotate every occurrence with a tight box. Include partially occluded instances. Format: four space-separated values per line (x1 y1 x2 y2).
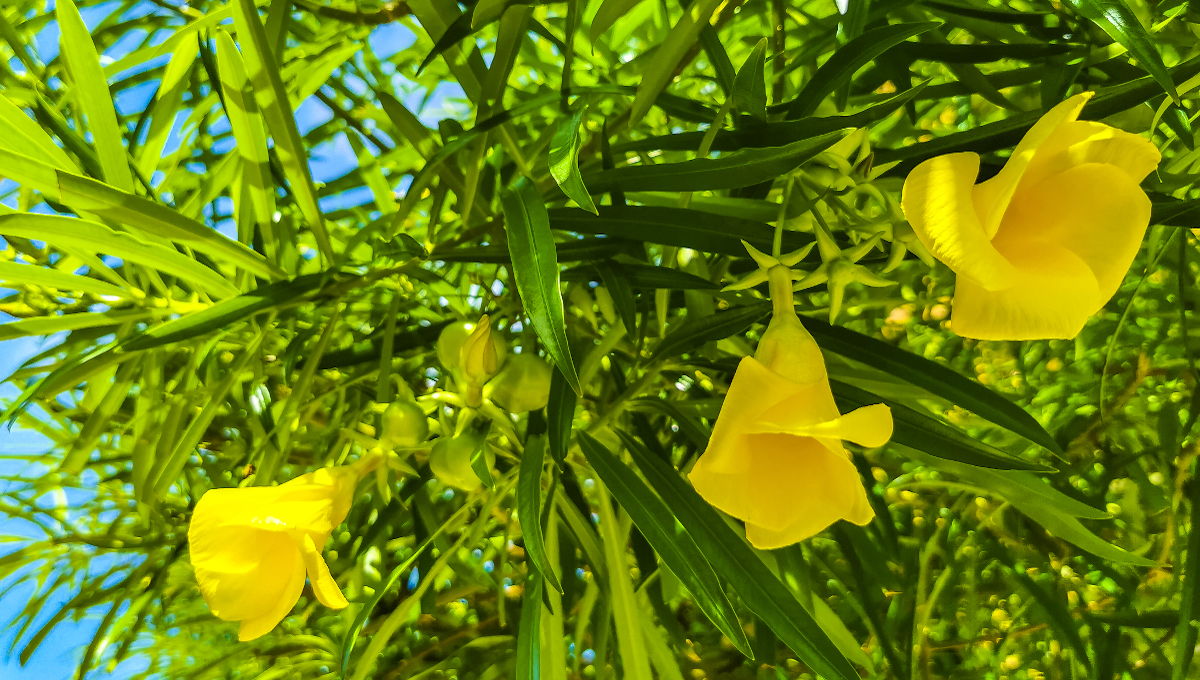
733 38 768 121
0 94 79 172
628 0 725 128
517 573 543 680
136 33 198 180
232 0 334 262
653 302 772 360
518 436 563 593
57 0 135 192
501 177 581 395
1062 0 1179 103
578 433 752 657
549 108 599 214
782 22 939 119
623 441 861 680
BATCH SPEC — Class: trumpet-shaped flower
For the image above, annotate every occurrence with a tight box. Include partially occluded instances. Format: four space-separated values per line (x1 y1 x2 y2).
689 265 893 549
188 456 378 641
901 92 1160 340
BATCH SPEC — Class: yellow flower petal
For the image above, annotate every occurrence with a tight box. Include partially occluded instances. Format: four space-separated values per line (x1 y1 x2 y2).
300 533 349 609
236 556 306 641
1018 121 1160 191
749 403 893 449
744 482 873 550
972 93 1093 238
994 162 1152 309
901 152 1018 291
691 433 871 545
950 243 1099 340
192 529 300 622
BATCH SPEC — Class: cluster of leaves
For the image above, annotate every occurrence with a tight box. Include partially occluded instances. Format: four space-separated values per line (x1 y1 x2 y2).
2 0 1200 678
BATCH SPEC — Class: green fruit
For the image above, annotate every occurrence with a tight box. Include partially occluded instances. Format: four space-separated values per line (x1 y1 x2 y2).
486 354 552 413
429 432 494 491
380 400 429 448
437 320 507 374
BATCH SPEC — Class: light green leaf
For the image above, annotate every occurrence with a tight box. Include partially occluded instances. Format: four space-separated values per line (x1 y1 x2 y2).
0 214 240 299
0 261 130 299
732 38 767 120
500 177 581 395
548 108 598 214
0 95 78 172
57 0 134 192
628 0 725 128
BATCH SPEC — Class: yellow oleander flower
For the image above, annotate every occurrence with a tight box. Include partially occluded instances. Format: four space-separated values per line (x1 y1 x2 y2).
689 265 893 550
901 92 1160 340
188 456 378 641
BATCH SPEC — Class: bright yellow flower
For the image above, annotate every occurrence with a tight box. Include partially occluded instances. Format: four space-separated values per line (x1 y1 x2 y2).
689 266 893 549
901 92 1160 340
188 456 378 641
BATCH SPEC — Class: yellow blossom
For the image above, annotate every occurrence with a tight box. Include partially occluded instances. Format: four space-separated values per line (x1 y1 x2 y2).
900 92 1160 340
688 265 893 549
188 456 379 641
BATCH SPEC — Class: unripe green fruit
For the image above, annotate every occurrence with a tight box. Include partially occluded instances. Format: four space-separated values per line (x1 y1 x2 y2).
380 400 428 448
486 354 552 413
429 432 494 491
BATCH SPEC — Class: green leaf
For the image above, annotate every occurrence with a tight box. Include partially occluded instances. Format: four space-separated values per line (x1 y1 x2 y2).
594 260 637 333
0 214 239 299
801 315 1063 454
518 436 563 594
549 108 598 214
136 34 198 180
57 0 135 192
546 366 576 467
781 22 939 119
0 261 130 299
653 301 771 360
1062 0 1179 103
830 380 1054 471
0 94 79 172
628 0 725 127
584 132 844 193
232 0 333 262
122 274 326 351
593 470 653 680
623 441 860 680
590 0 649 42
733 39 768 120
1174 478 1200 680
500 177 581 395
56 171 284 281
0 309 164 341
417 11 474 76
578 432 751 657
564 261 718 290
550 206 813 257
516 572 543 680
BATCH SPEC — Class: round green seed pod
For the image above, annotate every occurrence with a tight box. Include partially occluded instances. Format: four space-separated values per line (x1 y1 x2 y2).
380 400 429 448
428 432 494 491
486 354 552 413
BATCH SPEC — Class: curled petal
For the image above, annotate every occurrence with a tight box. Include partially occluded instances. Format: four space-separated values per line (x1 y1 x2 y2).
971 93 1092 238
750 403 893 449
301 533 349 609
902 152 1017 291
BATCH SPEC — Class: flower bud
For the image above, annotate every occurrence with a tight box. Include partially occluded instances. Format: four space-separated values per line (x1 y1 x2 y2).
428 432 494 491
486 354 552 413
437 317 507 402
380 400 428 449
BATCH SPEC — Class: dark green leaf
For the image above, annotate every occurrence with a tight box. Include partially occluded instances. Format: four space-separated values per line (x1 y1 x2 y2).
1062 0 1179 103
577 432 751 657
549 108 599 214
652 301 771 360
802 315 1062 454
733 39 768 120
830 380 1054 471
501 177 581 395
562 261 719 290
516 575 542 679
549 206 813 256
518 436 563 593
624 442 859 680
595 260 638 333
547 365 576 467
583 132 844 193
781 22 938 119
